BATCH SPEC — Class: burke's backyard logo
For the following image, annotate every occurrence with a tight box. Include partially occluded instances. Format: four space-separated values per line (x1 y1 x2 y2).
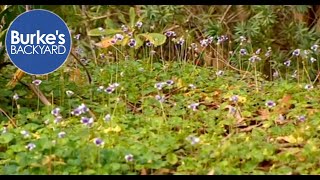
5 9 71 75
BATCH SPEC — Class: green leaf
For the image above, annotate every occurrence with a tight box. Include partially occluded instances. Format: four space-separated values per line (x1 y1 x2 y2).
139 33 167 47
0 133 14 144
135 36 144 49
104 18 117 29
88 28 123 37
129 7 136 28
166 153 178 165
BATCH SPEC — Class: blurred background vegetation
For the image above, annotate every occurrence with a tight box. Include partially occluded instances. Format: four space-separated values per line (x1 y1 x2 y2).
1 5 320 84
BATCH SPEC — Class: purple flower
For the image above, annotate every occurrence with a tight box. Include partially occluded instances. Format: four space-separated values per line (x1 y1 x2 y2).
93 138 104 146
135 21 143 28
25 143 36 151
166 80 174 86
239 49 247 56
216 70 224 76
58 132 66 138
310 57 317 63
105 87 115 94
79 104 89 113
81 116 93 125
21 130 30 138
32 79 42 86
311 44 319 52
186 135 200 145
249 55 261 63
146 41 152 47
177 38 185 45
125 154 134 162
74 34 81 40
100 53 105 59
230 95 239 102
200 39 209 47
265 100 276 108
255 48 261 55
128 39 136 47
188 84 196 89
239 36 246 42
298 115 306 122
273 71 279 77
154 82 166 90
304 84 313 90
66 90 74 97
71 108 82 116
190 43 197 49
228 106 237 115
110 83 120 88
165 31 175 37
121 25 128 32
155 95 165 103
104 114 111 122
284 60 291 67
13 93 19 100
114 34 124 41
188 103 200 111
54 116 63 124
97 85 104 92
292 49 300 56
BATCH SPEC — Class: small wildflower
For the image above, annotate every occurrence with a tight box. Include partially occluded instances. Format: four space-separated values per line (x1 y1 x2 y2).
100 53 105 59
284 60 291 67
58 132 66 138
110 83 120 88
93 138 104 146
310 57 317 63
188 103 200 111
150 50 156 55
304 50 310 55
114 34 124 41
2 127 7 134
239 36 246 42
186 135 200 145
311 44 319 52
230 95 239 103
51 107 60 117
166 80 174 86
32 79 42 86
44 119 50 125
208 36 214 44
128 39 136 47
75 47 83 54
25 143 36 151
74 34 80 40
188 84 196 89
304 84 313 90
121 25 128 32
200 39 209 47
125 154 134 162
190 43 197 49
273 71 279 77
71 108 81 116
249 55 261 63
298 115 306 122
13 93 19 100
127 32 133 38
138 67 144 72
81 117 94 126
291 70 297 78
97 86 104 92
146 41 152 47
154 82 166 90
239 49 247 56
165 31 175 37
98 27 104 31
278 114 285 121
216 70 224 76
265 100 276 108
135 21 143 28
105 87 115 94
54 116 63 124
66 90 74 97
155 95 165 103
228 106 237 115
79 104 89 113
21 130 30 138
292 49 300 56
177 37 185 45
255 48 261 55
110 39 117 45
104 114 111 122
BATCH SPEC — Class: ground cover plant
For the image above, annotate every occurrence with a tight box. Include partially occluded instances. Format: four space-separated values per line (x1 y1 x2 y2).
1 5 320 175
